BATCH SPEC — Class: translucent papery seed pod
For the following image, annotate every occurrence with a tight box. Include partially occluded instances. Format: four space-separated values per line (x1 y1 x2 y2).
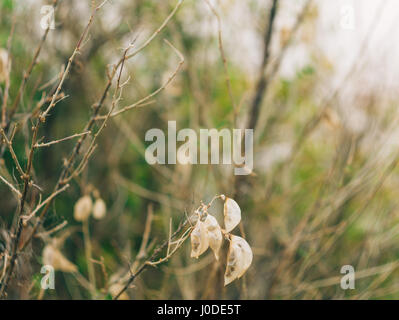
231 235 253 278
223 197 241 232
190 220 209 259
224 238 244 286
224 235 253 285
73 195 93 222
93 198 106 220
42 244 77 273
204 214 223 260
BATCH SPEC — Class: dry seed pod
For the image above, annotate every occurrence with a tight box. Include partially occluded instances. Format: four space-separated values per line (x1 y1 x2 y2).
73 195 92 221
93 198 106 220
224 237 244 286
0 48 10 83
190 220 209 258
232 235 253 278
224 235 253 286
42 244 77 273
109 283 130 300
204 214 222 260
223 197 241 232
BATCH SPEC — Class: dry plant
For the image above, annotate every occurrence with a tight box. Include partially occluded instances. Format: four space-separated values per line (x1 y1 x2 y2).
0 0 189 299
1 0 399 300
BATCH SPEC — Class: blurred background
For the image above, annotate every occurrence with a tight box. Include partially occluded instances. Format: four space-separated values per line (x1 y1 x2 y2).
1 0 399 299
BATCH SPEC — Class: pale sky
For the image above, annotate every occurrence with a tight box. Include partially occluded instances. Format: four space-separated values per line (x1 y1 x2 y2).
16 0 399 95
214 0 399 92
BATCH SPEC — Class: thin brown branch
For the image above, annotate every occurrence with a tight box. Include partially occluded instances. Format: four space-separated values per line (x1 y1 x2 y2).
113 214 193 300
96 39 184 120
5 0 59 127
0 174 21 198
35 131 91 148
247 0 279 130
0 128 24 177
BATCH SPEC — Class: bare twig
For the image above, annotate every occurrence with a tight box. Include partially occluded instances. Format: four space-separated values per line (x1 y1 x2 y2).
113 214 193 300
21 184 70 223
0 128 24 177
0 174 21 198
0 2 107 298
5 0 59 128
35 131 91 148
247 0 279 130
96 39 184 120
137 204 154 260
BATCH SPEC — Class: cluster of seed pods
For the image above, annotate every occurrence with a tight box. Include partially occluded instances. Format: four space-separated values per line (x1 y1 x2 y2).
190 195 253 286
